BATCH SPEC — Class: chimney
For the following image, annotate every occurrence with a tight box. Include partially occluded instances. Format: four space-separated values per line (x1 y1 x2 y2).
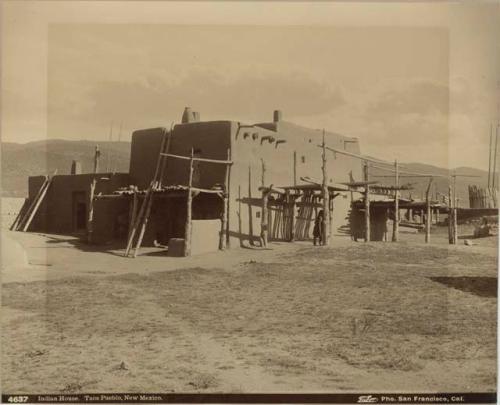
182 107 198 123
71 160 82 175
273 110 282 122
93 145 101 173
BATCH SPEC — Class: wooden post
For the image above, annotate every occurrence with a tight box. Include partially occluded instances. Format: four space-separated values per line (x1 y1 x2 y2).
364 161 370 242
392 159 399 242
158 127 172 188
133 188 155 258
125 185 152 256
436 207 440 224
290 195 296 242
493 124 499 189
93 145 100 173
321 132 330 246
220 149 231 250
452 175 458 244
129 130 169 257
260 187 270 248
488 123 493 188
293 151 297 186
87 177 97 244
448 185 453 244
128 187 138 242
184 148 195 256
425 178 433 243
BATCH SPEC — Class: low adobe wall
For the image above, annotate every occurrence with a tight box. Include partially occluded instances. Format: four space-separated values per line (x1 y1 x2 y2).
191 219 221 255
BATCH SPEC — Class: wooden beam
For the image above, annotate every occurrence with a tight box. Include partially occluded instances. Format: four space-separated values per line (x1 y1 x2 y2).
160 152 233 165
190 187 223 195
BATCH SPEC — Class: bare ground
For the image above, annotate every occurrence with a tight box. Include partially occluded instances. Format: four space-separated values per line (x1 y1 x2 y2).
1 227 497 393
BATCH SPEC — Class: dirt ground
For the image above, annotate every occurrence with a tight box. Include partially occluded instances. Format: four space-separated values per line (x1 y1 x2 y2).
1 226 497 393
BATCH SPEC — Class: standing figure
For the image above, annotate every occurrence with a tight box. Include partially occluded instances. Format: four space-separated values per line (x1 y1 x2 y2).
313 210 324 246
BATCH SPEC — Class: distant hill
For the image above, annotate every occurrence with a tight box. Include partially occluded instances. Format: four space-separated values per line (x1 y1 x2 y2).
1 139 492 207
369 163 491 208
1 140 130 197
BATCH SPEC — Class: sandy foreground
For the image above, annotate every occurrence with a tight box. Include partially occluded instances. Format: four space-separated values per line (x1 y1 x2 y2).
1 227 497 393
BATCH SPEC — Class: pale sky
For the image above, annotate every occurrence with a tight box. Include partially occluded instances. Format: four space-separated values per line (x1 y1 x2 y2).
1 1 499 170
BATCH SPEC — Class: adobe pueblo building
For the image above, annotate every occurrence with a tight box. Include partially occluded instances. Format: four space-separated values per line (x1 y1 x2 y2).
18 108 363 256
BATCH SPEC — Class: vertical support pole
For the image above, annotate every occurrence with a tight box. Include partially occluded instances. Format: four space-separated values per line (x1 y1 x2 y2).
93 145 100 173
425 178 433 243
133 190 155 258
125 185 151 257
293 151 297 186
87 177 97 243
184 148 195 257
290 196 296 242
364 161 370 242
452 174 458 244
392 159 399 242
488 123 493 188
260 188 269 248
220 149 231 250
321 132 330 246
436 207 440 224
448 185 453 244
127 187 138 242
493 124 499 190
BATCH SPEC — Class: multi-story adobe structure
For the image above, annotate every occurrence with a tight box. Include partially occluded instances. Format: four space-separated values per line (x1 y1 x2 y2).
25 108 363 254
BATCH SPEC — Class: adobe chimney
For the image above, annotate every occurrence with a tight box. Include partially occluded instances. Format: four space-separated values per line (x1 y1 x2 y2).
93 145 101 173
182 107 197 123
71 160 82 175
273 110 282 122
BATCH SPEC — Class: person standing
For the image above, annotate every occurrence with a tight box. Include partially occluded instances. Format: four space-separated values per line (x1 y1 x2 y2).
313 210 324 246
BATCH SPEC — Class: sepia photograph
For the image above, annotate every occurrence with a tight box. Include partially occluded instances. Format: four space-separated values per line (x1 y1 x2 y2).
0 1 498 403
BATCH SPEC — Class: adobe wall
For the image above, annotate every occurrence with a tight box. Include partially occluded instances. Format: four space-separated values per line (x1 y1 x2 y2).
227 120 363 248
28 173 130 235
129 122 231 190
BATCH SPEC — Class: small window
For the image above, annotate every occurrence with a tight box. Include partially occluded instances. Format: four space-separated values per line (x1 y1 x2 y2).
301 156 306 163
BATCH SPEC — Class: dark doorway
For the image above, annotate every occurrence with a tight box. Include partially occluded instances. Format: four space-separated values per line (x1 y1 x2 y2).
72 191 87 232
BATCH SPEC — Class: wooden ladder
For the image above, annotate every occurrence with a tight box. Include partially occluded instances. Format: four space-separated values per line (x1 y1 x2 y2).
125 127 172 257
15 170 57 232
